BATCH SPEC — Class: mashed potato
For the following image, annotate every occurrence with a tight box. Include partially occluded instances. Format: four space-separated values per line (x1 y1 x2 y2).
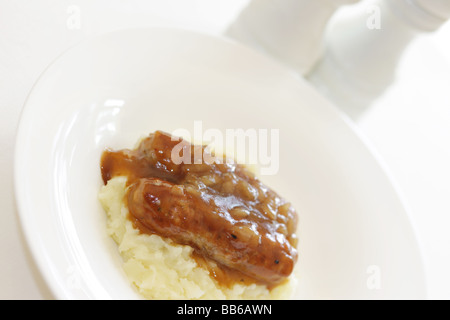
98 176 297 299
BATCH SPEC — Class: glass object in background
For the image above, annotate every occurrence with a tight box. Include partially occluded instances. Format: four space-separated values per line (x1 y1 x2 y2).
307 0 450 119
225 0 361 76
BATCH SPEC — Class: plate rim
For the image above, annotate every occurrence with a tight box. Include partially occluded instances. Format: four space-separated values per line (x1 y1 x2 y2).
13 26 428 299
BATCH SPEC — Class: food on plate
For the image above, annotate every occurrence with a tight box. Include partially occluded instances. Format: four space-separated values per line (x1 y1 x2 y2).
99 131 299 299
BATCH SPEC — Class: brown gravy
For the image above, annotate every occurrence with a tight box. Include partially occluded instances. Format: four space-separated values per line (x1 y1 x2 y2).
101 131 298 288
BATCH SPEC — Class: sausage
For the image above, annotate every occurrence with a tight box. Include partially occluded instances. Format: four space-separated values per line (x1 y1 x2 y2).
101 130 298 287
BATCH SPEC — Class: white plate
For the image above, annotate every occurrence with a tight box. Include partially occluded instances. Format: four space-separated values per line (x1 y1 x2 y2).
14 28 426 300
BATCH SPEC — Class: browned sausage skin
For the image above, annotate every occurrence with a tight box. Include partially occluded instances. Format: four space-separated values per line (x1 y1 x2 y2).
101 131 298 288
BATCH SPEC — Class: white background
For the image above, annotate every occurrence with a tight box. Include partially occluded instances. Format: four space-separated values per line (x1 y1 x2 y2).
1 0 449 299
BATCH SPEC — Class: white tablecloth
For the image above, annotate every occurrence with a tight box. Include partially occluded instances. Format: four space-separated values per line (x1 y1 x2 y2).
1 0 449 299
